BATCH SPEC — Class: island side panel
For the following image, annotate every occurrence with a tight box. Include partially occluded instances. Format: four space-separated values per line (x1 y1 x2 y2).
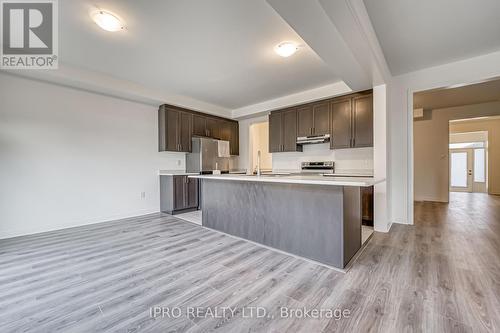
202 179 266 244
342 186 362 266
262 183 344 268
201 179 344 268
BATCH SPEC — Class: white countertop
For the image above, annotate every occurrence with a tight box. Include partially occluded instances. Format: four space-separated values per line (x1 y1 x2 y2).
189 174 384 187
159 170 200 176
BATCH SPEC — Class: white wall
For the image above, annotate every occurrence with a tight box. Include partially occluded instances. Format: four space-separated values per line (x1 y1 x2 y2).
249 122 272 172
0 73 185 238
236 114 269 171
414 102 500 202
271 144 373 172
388 50 500 225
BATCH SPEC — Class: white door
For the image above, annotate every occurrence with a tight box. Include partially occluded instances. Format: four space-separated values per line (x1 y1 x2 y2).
472 147 487 193
450 149 473 192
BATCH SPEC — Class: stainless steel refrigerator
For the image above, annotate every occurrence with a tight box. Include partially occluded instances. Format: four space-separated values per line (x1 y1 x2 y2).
186 137 230 174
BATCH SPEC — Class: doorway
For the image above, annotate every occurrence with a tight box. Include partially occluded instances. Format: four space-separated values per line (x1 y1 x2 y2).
248 122 272 174
412 79 500 211
449 135 487 193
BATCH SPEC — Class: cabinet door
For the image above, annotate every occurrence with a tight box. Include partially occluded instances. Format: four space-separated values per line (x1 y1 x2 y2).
219 120 231 141
173 176 186 210
158 107 167 151
192 115 206 137
352 94 373 148
206 117 219 139
312 102 330 135
361 186 374 225
330 98 352 149
282 109 299 152
178 112 192 152
186 178 199 208
297 105 313 137
230 121 239 155
268 112 283 153
165 108 179 151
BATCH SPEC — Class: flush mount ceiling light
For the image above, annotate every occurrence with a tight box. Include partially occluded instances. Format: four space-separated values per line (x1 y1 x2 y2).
274 41 299 57
91 10 125 32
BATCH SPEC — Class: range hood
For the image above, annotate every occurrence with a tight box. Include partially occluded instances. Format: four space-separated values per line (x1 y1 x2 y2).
296 134 330 145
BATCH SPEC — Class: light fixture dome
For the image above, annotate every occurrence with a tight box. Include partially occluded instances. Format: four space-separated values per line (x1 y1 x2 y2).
274 42 299 57
91 10 124 32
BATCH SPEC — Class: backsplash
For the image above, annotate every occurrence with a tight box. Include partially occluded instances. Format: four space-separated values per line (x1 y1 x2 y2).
271 143 373 172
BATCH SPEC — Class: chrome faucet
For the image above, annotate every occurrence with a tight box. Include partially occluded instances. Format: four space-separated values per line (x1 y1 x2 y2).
256 150 261 176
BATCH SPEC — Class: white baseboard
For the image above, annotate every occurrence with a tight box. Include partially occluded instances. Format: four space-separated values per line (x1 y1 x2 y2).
0 208 160 240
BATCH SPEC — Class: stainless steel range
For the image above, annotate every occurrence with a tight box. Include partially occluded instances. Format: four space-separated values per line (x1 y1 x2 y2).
300 161 334 174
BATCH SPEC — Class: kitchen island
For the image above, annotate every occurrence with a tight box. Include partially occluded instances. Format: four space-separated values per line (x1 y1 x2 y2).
189 174 384 269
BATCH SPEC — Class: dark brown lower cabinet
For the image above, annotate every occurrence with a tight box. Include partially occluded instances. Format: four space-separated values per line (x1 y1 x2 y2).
160 175 199 214
361 186 374 226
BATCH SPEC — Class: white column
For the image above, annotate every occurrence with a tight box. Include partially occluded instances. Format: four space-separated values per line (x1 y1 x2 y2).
373 84 390 232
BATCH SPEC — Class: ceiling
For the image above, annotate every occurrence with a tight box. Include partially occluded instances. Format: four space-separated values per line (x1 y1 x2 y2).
363 0 500 75
414 78 500 110
59 0 342 109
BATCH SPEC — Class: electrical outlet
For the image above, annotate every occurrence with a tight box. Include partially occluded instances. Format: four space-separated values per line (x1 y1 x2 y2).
141 192 146 199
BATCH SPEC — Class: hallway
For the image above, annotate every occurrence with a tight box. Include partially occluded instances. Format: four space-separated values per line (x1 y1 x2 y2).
405 192 500 331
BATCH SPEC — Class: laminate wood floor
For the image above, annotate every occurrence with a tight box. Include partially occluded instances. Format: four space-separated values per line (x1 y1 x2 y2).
1 192 499 332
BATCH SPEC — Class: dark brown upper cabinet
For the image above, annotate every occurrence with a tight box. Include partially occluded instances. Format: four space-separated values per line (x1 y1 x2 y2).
330 98 352 149
297 101 330 137
269 112 283 153
192 115 206 137
269 108 302 153
159 106 192 152
219 120 231 142
297 105 313 137
330 92 373 149
206 117 220 139
312 101 330 135
214 120 239 156
352 94 373 148
192 115 221 140
268 90 373 152
229 121 239 156
159 104 239 155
